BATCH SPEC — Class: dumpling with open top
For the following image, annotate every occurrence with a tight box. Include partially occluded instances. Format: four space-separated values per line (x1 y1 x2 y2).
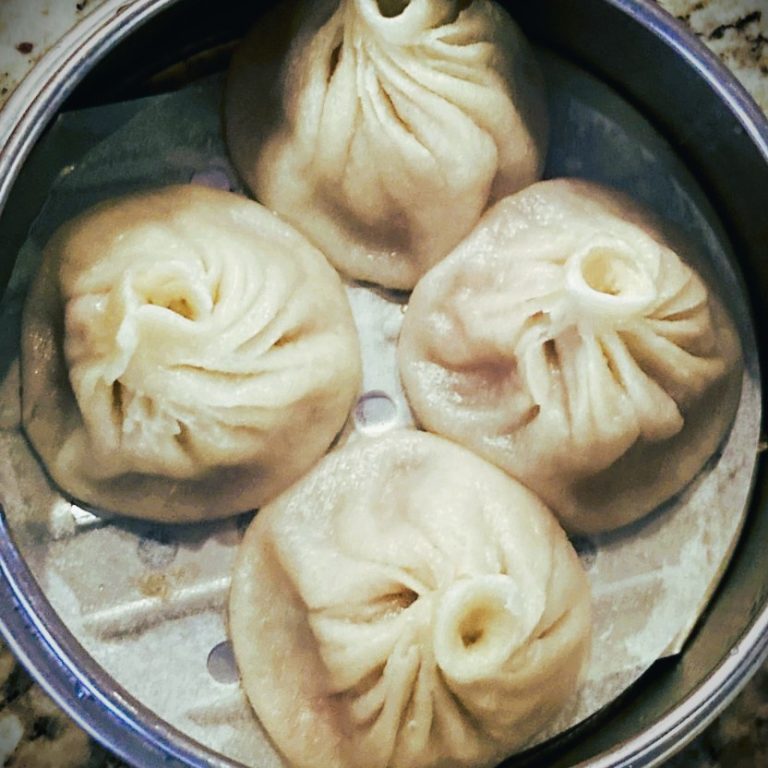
229 430 591 768
398 179 742 534
226 0 547 289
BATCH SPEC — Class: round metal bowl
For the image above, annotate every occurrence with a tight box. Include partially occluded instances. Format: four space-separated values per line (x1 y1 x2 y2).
1 1 767 766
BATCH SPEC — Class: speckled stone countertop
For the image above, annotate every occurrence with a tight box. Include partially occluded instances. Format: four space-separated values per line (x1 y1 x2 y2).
1 1 767 766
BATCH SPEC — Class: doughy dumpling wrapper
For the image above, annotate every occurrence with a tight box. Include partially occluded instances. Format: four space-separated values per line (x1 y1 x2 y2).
226 0 547 289
21 184 362 522
398 179 742 534
229 430 591 768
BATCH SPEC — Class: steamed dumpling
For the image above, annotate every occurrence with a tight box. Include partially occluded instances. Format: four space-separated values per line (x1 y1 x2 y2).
225 0 547 289
398 179 742 534
21 184 362 522
229 430 591 768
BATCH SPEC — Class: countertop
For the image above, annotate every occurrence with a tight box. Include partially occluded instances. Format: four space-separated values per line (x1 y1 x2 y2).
1 0 767 766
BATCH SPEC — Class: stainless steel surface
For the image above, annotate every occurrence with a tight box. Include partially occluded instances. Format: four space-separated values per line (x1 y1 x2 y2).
0 5 238 765
1 1 767 767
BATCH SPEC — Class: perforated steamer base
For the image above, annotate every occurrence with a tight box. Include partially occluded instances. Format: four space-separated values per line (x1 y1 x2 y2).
0 49 760 767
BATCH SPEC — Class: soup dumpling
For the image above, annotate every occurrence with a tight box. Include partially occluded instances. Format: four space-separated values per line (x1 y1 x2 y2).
226 0 547 290
398 179 742 534
21 184 362 522
229 430 591 768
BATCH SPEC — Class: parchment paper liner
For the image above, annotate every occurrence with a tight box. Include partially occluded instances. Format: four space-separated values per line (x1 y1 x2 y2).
0 51 761 765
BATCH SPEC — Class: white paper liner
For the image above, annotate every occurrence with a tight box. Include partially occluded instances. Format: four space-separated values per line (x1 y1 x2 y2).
0 50 761 765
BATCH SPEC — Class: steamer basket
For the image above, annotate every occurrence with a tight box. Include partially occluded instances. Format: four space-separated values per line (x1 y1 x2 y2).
1 1 767 767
